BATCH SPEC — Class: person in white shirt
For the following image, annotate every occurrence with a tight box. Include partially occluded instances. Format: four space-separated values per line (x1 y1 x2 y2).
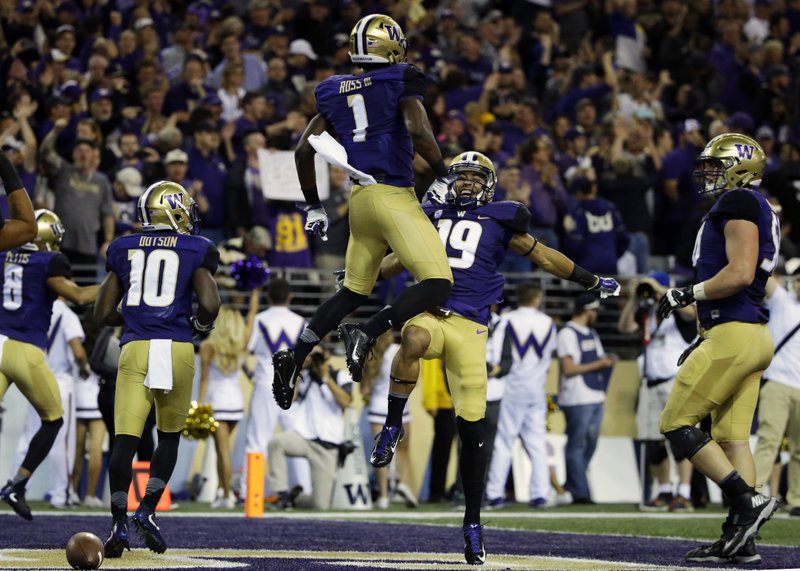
268 347 352 509
754 275 800 516
618 273 696 512
198 291 258 509
14 299 87 508
243 278 309 495
486 284 557 508
557 292 616 504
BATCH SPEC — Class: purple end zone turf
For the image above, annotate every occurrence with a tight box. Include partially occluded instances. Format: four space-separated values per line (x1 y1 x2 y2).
0 515 796 570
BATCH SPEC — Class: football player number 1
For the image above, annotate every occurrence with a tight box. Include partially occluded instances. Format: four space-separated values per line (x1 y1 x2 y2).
347 94 368 142
127 249 180 307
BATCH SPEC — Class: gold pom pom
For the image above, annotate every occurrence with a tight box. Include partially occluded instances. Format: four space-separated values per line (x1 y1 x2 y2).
546 394 559 433
182 401 219 440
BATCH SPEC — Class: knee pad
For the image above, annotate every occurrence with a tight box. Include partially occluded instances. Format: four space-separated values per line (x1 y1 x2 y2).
644 441 668 466
663 426 711 460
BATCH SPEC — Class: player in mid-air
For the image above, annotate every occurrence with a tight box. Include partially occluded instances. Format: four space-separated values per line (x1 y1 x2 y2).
367 152 620 565
0 153 37 251
657 133 780 564
273 14 455 408
95 181 220 557
0 210 99 519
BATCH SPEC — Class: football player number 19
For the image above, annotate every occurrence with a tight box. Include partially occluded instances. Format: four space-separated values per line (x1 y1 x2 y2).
347 94 368 142
437 219 483 269
127 249 180 307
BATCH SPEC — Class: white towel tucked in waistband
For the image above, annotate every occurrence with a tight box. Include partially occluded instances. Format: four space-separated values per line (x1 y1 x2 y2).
0 334 7 363
144 339 173 393
308 131 377 186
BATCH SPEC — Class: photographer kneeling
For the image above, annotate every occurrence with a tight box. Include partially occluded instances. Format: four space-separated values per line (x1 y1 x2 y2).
618 272 697 511
267 346 353 509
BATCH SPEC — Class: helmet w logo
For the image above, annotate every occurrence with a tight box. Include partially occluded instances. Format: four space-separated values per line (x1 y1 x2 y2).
164 193 185 209
386 26 401 42
734 144 755 159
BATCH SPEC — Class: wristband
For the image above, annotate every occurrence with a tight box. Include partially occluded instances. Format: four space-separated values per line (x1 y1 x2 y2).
692 282 708 301
521 238 538 257
433 159 448 178
569 264 598 289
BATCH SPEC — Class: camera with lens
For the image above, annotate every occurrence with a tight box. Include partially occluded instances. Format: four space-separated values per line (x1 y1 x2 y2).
310 352 326 366
308 351 328 384
636 281 656 310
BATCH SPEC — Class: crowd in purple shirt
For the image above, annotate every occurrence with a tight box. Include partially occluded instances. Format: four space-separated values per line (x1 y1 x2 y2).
0 0 799 275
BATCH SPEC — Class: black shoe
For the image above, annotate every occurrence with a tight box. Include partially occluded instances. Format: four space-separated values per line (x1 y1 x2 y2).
720 493 779 557
370 425 404 468
132 505 167 553
274 485 304 510
463 523 486 565
338 324 374 382
790 506 800 517
686 537 761 564
272 350 301 410
104 520 131 558
0 480 32 521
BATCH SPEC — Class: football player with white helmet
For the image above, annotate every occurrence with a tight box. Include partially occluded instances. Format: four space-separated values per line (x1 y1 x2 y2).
96 181 220 558
274 14 455 411
657 133 780 564
366 151 619 565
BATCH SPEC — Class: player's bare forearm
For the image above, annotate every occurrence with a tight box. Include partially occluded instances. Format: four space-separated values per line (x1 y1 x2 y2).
193 268 221 326
400 98 447 176
698 220 758 300
48 277 100 305
380 253 405 279
510 233 599 287
294 113 331 204
95 272 124 326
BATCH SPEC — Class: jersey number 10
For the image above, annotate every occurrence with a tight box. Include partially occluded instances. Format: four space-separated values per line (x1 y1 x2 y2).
126 249 179 307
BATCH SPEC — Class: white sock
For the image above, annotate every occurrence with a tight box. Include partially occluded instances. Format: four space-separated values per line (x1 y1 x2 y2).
678 483 691 498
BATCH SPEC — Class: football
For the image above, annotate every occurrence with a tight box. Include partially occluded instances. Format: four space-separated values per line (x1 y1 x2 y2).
65 532 104 570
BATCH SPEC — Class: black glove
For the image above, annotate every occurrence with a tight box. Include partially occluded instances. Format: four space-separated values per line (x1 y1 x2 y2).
658 285 695 320
190 316 214 337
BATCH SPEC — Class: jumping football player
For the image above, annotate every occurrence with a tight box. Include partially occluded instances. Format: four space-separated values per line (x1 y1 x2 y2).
0 152 37 251
658 133 780 564
0 210 99 519
96 181 220 557
367 152 619 565
273 14 455 408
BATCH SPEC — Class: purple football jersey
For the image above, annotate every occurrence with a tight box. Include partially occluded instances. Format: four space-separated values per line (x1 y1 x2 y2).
694 189 779 328
0 248 71 349
315 63 426 188
423 201 531 325
106 232 219 345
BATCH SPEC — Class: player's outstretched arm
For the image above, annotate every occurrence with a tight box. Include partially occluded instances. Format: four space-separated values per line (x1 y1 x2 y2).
48 277 100 306
400 98 448 177
95 272 124 326
509 233 619 295
0 153 36 251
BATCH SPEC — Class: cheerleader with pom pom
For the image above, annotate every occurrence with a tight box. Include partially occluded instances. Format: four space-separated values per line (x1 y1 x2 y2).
198 289 259 508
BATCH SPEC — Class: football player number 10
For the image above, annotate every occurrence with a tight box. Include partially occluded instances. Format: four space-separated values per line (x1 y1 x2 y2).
126 249 179 307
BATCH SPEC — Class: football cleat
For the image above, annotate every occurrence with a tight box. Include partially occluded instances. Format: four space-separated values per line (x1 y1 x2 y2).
104 520 131 558
719 493 779 557
132 505 167 554
370 426 404 468
0 480 32 521
272 350 301 410
685 537 761 565
338 323 374 383
463 523 486 565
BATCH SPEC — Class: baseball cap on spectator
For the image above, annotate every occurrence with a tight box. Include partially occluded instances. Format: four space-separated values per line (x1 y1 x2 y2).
289 39 318 61
649 271 671 287
573 292 600 315
187 49 209 63
48 49 69 63
726 111 754 133
89 88 112 103
575 98 595 112
756 125 775 140
201 92 222 106
565 126 586 140
134 17 155 31
445 109 467 125
56 24 75 36
164 149 189 164
59 80 82 103
483 9 504 23
195 121 220 133
72 138 97 151
116 167 145 197
46 94 71 108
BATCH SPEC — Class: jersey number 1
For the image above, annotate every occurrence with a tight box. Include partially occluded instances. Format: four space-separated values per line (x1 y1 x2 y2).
347 94 369 142
127 249 180 307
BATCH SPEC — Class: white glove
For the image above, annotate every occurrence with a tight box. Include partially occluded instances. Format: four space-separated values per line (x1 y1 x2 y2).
303 205 329 241
425 175 456 205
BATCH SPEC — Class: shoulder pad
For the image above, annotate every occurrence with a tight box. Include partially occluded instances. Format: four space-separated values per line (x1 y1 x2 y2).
476 201 531 233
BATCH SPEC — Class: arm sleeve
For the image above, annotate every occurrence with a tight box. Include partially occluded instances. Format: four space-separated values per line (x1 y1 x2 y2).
47 253 72 278
201 242 220 273
710 190 760 224
401 65 427 99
